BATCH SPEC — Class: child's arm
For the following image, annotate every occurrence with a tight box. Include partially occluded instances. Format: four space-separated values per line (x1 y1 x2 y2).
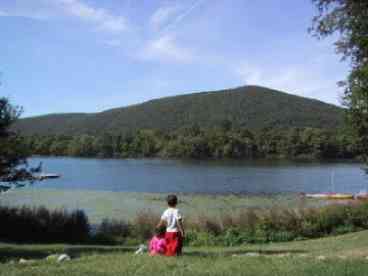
177 218 185 238
156 219 166 229
157 211 167 228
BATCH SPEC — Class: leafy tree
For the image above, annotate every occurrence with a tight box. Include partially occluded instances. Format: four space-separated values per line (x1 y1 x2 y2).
23 126 357 160
67 135 98 157
310 0 368 162
0 98 30 183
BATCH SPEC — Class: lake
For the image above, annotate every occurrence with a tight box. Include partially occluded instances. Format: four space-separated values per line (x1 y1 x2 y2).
1 157 367 222
27 157 368 195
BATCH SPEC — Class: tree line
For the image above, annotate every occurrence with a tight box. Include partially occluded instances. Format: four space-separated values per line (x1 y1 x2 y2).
23 125 360 160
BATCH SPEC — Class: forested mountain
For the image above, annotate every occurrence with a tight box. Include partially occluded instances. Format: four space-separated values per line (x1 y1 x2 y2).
14 86 344 136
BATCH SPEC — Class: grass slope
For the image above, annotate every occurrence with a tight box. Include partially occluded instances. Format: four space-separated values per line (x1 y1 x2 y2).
14 86 344 136
1 230 368 275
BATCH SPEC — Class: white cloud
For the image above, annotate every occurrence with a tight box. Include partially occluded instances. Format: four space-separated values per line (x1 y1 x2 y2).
57 0 127 33
140 34 194 63
236 62 344 105
159 0 206 33
0 0 128 33
141 0 207 64
150 4 181 30
1 0 202 64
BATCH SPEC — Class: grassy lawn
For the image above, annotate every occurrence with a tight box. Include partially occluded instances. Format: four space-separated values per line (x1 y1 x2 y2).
1 230 368 275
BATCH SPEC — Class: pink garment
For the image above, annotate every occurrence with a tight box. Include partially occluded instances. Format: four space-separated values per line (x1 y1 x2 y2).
149 235 167 256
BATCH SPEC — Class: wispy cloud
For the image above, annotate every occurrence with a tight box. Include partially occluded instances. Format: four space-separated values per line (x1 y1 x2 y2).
142 0 206 63
149 4 181 31
235 61 344 105
159 0 206 33
58 0 127 33
139 34 194 63
0 0 128 33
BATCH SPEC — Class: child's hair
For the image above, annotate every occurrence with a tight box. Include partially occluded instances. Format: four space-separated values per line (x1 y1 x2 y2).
155 225 166 236
167 194 178 207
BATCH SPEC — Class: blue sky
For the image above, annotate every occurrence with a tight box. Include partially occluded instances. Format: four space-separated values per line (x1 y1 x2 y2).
0 0 348 117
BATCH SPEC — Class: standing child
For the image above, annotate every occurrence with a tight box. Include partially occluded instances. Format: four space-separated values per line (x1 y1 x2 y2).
157 194 185 256
148 225 167 256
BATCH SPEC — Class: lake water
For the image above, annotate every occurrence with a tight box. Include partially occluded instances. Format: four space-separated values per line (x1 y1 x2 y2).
26 157 368 195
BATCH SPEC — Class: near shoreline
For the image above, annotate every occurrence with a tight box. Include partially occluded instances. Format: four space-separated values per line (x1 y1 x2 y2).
0 188 330 224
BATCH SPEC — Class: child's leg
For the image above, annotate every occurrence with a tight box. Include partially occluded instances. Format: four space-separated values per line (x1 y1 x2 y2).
176 233 183 256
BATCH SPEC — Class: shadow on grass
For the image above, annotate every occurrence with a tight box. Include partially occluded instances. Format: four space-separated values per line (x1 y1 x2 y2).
0 245 135 263
0 244 308 262
184 249 307 257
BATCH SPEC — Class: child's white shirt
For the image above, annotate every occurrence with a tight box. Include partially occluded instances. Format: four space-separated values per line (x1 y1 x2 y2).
161 207 182 232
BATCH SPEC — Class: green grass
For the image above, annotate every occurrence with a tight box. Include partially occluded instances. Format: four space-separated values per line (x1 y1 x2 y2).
0 188 325 224
1 230 368 275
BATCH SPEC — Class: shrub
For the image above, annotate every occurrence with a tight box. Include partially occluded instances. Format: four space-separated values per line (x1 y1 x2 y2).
190 215 223 236
93 218 131 244
184 230 217 247
131 210 159 241
0 205 90 243
267 231 297 242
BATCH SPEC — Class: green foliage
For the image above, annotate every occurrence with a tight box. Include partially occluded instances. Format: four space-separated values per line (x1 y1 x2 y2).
0 98 30 182
14 86 344 136
23 125 358 160
311 0 368 162
92 218 131 244
0 205 90 243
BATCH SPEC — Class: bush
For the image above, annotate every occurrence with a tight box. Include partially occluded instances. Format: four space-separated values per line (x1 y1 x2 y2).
0 205 90 243
131 210 159 241
184 230 217 247
93 218 131 244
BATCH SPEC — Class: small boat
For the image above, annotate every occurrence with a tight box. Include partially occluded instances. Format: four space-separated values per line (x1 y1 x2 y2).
0 185 11 193
303 170 354 200
304 193 354 200
34 173 61 180
327 193 354 200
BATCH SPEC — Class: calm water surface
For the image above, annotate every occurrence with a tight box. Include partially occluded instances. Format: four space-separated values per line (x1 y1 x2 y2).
27 157 368 195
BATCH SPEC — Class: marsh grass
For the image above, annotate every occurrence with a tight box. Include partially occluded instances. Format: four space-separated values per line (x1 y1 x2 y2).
94 202 368 246
2 201 368 247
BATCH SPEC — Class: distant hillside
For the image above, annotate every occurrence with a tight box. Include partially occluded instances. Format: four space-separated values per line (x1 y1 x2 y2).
14 86 345 136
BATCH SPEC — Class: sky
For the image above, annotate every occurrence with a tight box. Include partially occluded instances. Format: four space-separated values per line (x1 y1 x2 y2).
0 0 349 118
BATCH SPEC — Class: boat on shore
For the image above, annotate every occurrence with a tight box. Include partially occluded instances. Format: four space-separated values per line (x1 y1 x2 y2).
303 193 354 200
34 173 61 180
302 170 354 200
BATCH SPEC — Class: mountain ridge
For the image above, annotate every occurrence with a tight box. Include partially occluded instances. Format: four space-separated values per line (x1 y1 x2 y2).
14 85 345 136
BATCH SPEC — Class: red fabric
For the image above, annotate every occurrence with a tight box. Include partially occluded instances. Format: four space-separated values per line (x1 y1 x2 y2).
164 232 183 256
